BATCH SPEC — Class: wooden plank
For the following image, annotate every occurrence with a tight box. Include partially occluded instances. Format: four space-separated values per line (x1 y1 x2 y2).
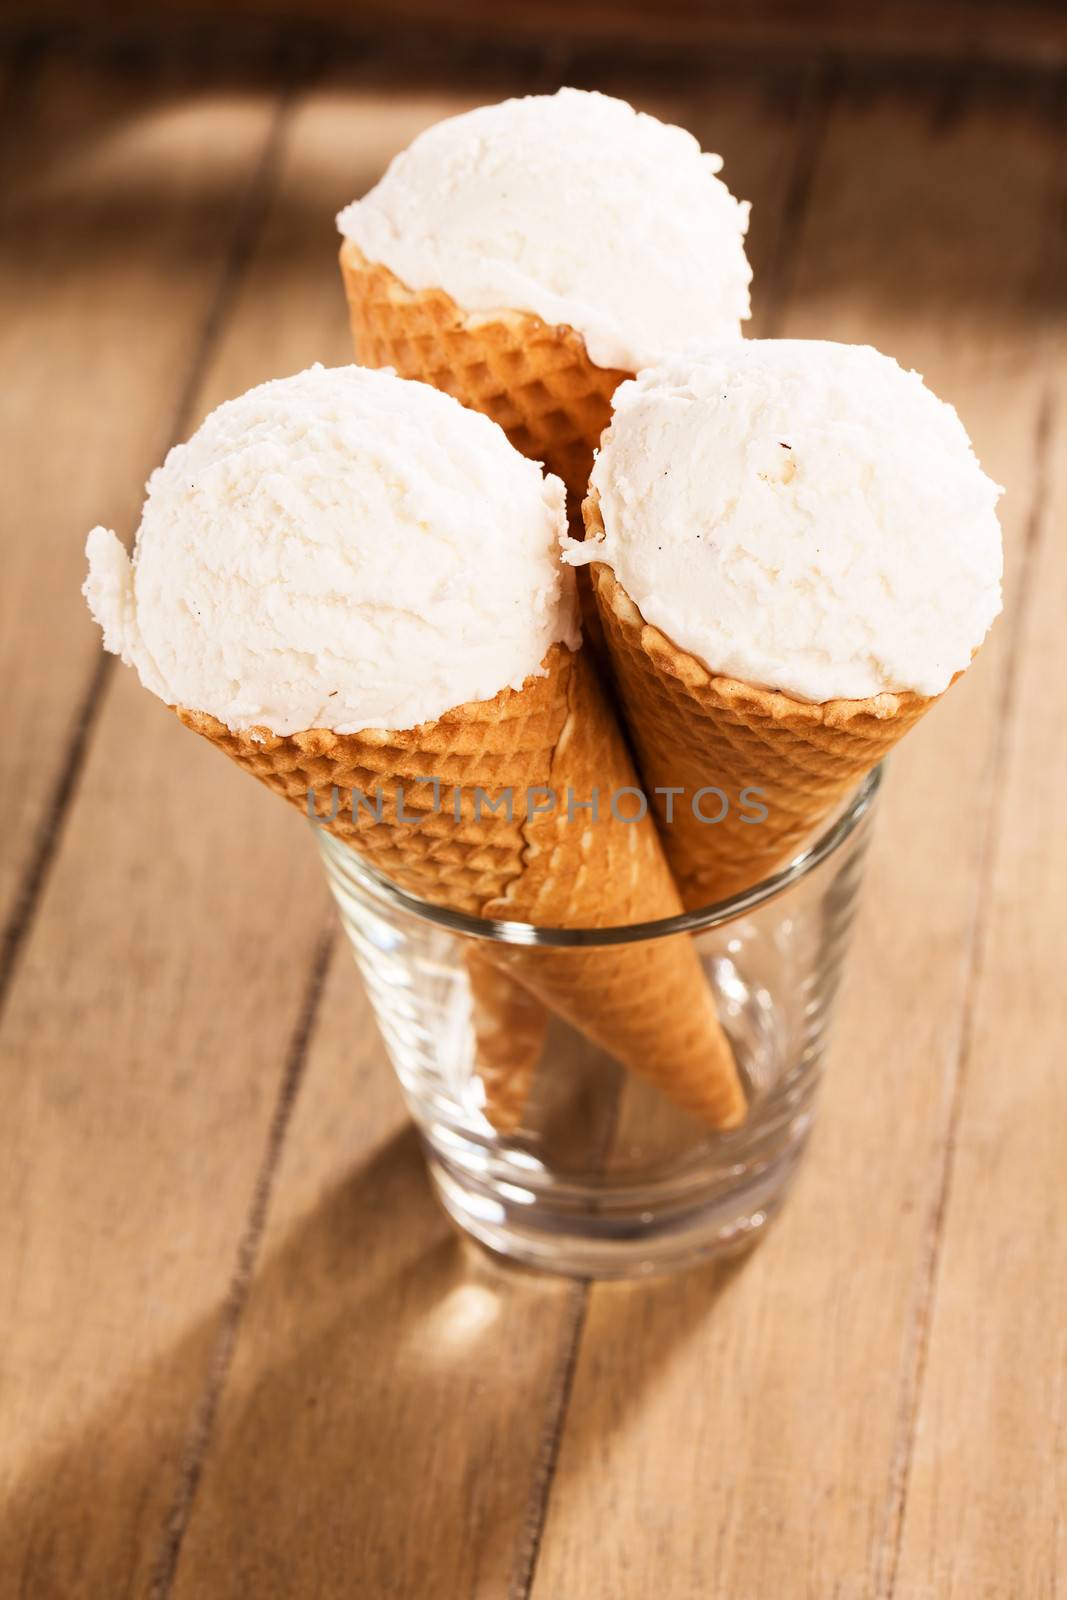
161 71 810 1598
891 268 1067 1596
0 51 277 967
529 82 1059 1600
0 58 306 1600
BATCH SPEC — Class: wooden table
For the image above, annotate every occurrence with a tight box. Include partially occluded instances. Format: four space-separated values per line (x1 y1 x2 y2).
2 32 1064 1600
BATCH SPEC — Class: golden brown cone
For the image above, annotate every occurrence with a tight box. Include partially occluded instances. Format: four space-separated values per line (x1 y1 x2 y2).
339 241 629 506
584 492 942 907
177 645 746 1129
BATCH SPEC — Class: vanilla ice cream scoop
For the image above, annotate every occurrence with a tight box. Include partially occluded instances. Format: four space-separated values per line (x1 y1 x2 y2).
566 341 1003 701
83 364 577 734
337 88 751 373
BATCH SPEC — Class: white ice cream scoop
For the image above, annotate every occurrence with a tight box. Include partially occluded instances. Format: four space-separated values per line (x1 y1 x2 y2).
83 363 577 734
565 340 1004 701
336 87 752 373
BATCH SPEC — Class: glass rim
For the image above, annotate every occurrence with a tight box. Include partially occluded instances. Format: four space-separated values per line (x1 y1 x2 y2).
315 766 882 948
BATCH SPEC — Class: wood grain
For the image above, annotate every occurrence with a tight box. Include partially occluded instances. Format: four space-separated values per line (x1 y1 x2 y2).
529 80 1061 1600
2 45 1063 1600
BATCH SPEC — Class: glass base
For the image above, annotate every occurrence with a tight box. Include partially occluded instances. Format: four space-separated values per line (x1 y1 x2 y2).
424 1126 811 1280
317 773 879 1282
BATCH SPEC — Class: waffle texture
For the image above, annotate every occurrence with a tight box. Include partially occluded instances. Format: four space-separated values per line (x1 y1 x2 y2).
178 644 745 1129
339 241 629 505
586 495 939 907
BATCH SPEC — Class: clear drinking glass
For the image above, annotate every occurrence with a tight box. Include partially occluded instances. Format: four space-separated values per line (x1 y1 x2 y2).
316 770 881 1279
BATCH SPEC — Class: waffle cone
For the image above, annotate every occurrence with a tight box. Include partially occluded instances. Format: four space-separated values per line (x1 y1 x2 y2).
585 494 940 907
339 241 629 506
178 645 745 1129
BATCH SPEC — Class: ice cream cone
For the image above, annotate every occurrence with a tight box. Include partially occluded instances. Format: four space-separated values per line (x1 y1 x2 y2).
585 494 941 908
178 643 746 1129
337 89 752 513
339 242 628 509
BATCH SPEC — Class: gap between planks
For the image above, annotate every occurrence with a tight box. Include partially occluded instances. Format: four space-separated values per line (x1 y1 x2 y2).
149 930 336 1600
873 378 1058 1600
0 65 299 1019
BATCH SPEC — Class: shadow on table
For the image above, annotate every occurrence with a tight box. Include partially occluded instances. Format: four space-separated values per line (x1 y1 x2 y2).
1 1116 747 1599
169 1121 754 1598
